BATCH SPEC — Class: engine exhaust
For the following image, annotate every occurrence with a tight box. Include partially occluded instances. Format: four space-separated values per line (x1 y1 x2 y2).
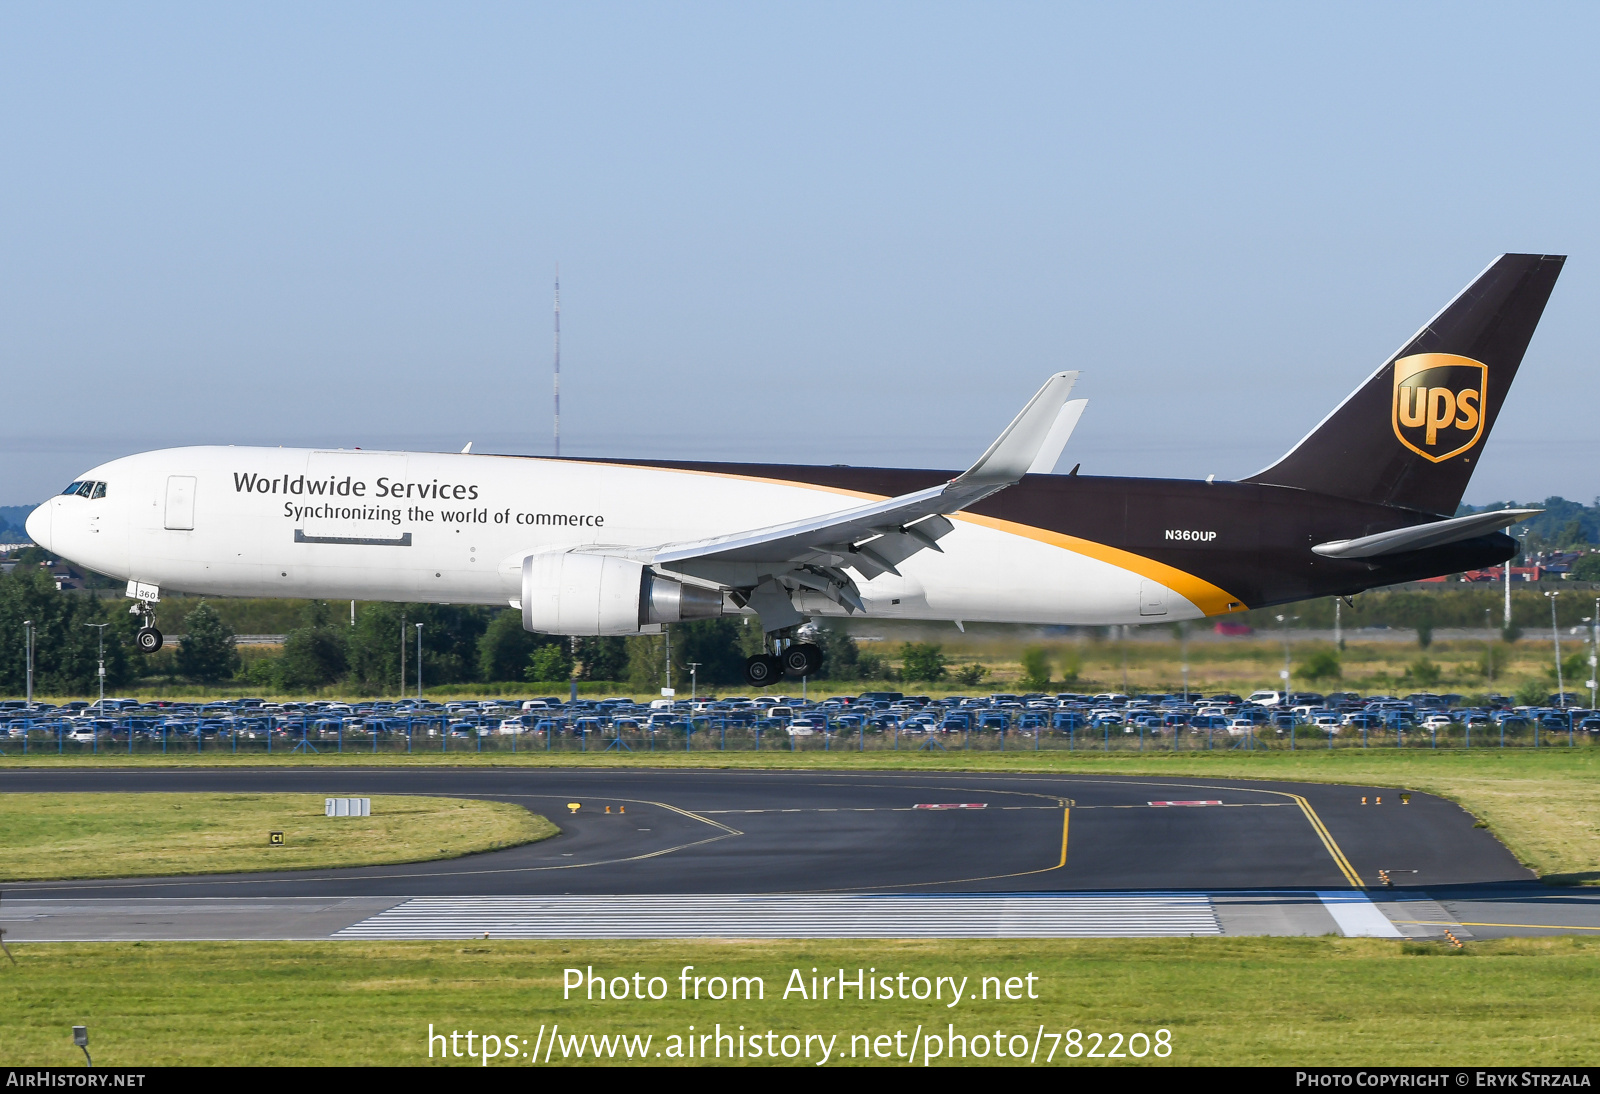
642 571 726 625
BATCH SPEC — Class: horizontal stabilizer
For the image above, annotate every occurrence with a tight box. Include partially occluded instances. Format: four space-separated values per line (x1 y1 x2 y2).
1311 508 1541 559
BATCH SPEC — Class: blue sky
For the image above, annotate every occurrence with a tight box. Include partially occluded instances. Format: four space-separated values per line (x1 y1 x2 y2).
3 3 1598 505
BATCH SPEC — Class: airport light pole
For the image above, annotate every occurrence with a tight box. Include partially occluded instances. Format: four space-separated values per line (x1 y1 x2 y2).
398 612 405 700
1275 614 1291 701
1545 591 1563 707
1591 598 1599 709
1584 614 1597 710
1506 531 1527 631
84 623 108 708
687 662 700 704
1485 608 1495 686
415 623 424 702
1178 622 1188 703
23 620 34 711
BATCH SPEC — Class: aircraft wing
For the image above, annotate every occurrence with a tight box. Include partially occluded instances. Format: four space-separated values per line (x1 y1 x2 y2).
651 372 1078 619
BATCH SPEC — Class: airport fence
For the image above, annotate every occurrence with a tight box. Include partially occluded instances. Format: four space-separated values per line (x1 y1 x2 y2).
0 713 1596 756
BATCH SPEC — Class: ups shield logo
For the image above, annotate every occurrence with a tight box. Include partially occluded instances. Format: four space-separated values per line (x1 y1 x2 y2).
1392 353 1487 463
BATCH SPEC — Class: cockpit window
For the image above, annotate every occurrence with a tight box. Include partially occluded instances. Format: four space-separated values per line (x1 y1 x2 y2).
76 482 95 498
61 482 84 496
90 482 106 499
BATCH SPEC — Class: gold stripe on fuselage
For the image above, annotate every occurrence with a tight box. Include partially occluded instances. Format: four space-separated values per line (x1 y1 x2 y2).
556 458 1250 617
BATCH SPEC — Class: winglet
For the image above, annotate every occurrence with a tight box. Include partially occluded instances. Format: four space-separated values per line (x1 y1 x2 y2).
953 371 1078 488
1027 398 1088 475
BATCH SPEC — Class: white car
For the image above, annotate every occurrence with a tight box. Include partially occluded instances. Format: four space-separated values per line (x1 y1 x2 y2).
497 716 534 735
1422 713 1454 729
1246 690 1285 707
786 717 822 737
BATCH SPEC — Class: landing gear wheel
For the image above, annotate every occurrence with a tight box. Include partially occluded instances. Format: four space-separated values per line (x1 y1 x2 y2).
744 654 783 687
135 627 164 654
781 642 823 679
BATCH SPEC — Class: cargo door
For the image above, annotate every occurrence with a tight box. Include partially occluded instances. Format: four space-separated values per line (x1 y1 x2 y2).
298 451 410 545
164 476 196 530
1139 579 1168 616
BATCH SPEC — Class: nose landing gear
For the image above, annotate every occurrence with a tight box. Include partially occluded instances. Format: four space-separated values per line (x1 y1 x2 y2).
128 595 163 654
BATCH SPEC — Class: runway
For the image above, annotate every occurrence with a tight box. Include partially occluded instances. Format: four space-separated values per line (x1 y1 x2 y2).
1 768 1593 940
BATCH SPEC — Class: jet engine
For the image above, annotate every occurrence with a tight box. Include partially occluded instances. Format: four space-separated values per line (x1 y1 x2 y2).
520 551 727 635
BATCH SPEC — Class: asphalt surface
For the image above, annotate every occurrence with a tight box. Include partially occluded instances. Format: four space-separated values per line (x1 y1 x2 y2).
0 768 1535 897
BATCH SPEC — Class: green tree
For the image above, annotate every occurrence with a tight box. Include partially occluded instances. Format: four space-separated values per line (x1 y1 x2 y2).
1405 657 1441 687
954 663 988 686
672 618 747 687
1570 555 1600 581
1514 679 1548 706
1019 646 1052 690
575 637 628 682
278 600 348 690
175 602 240 683
1547 650 1588 688
344 602 494 689
1058 650 1081 687
626 633 665 692
1299 648 1342 682
345 602 405 691
1480 643 1506 682
477 609 544 682
0 566 136 694
816 627 861 681
1415 611 1434 649
900 642 947 682
857 649 891 680
527 644 572 683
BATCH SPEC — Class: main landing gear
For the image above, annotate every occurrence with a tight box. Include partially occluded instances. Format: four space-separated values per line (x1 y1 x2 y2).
742 642 823 687
743 654 782 687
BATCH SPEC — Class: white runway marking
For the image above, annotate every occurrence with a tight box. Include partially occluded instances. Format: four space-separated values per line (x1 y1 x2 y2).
333 893 1223 939
1317 891 1403 937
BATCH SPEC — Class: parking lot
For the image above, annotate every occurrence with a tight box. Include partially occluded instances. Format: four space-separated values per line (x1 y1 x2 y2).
1 688 1595 756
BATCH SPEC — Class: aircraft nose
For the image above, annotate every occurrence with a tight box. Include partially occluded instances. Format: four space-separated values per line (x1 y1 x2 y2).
25 501 51 551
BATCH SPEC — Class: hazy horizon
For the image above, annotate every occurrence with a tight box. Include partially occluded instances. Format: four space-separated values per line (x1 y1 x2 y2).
4 5 1598 507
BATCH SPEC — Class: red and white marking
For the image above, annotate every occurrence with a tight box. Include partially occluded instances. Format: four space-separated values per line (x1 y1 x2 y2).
914 803 988 810
1148 800 1223 807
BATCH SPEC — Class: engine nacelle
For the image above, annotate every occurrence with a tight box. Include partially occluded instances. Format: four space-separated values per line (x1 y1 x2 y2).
521 551 727 635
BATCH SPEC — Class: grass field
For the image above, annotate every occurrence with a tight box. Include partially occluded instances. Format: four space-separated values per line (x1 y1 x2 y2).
24 633 1591 702
0 793 557 881
3 750 1594 885
1 937 1594 1066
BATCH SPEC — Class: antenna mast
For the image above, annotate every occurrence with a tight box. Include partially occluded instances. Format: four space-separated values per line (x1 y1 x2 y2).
553 264 561 457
